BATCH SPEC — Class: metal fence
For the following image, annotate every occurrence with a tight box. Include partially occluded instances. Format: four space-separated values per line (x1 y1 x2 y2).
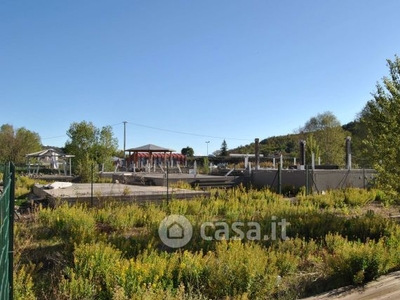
0 162 15 300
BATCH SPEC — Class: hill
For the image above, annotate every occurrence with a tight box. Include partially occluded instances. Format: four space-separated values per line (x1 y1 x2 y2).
231 133 301 159
228 121 360 166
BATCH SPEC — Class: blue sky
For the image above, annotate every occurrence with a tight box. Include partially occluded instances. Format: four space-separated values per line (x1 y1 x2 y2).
2 1 400 156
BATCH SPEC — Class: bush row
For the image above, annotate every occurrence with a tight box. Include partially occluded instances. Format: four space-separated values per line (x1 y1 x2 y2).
12 186 400 299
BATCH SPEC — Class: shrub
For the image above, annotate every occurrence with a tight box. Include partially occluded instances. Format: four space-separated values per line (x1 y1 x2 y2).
15 176 41 199
12 186 400 299
60 242 123 300
38 204 96 246
95 203 146 231
297 188 376 208
344 212 394 242
324 234 392 286
373 189 396 206
204 240 282 299
343 188 375 207
14 264 37 300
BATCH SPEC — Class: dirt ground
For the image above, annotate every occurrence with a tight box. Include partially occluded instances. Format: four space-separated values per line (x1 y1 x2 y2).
361 201 400 218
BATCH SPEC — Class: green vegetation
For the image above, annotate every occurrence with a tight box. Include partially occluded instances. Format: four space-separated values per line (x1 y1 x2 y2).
357 55 400 194
181 146 194 157
233 112 349 167
0 124 42 165
219 139 228 157
297 111 349 166
258 135 299 157
13 184 400 300
64 121 119 182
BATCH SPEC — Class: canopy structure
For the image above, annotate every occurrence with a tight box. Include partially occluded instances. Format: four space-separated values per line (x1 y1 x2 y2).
125 144 185 172
26 148 75 176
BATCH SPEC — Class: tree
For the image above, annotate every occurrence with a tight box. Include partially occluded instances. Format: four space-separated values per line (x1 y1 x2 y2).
0 124 42 164
298 111 348 166
285 140 296 154
212 149 221 156
360 55 400 193
219 140 228 157
305 134 321 165
300 111 341 132
181 146 194 157
344 111 372 168
64 121 118 181
202 156 210 174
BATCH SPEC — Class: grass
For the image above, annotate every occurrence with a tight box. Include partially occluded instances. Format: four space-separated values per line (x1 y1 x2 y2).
11 180 400 300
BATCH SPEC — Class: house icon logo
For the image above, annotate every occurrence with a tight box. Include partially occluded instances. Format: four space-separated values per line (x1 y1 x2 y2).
159 215 193 248
167 222 185 239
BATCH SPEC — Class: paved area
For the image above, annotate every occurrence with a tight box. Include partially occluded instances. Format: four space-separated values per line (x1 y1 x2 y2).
33 182 209 204
302 271 400 300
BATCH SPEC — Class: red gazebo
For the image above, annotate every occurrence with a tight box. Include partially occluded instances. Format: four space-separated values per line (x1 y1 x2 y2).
125 144 186 171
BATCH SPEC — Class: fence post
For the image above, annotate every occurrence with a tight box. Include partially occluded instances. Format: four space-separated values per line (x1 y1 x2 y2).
8 162 15 300
305 165 309 195
278 164 282 195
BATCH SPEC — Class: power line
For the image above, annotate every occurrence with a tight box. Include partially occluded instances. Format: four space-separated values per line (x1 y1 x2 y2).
41 134 67 140
42 121 254 143
124 121 253 142
42 122 123 141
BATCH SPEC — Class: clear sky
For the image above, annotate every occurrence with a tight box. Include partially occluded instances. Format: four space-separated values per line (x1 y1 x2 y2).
2 1 400 156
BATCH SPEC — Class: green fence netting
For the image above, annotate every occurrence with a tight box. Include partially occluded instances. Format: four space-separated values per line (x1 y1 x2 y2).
0 162 15 300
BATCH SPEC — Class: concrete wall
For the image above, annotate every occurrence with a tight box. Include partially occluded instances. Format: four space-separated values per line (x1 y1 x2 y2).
251 169 377 193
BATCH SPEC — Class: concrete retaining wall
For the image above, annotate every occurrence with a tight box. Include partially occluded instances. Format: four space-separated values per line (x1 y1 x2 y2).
251 169 377 193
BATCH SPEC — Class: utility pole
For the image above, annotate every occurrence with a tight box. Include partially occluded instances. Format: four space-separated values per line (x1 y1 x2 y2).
123 121 127 168
205 141 210 156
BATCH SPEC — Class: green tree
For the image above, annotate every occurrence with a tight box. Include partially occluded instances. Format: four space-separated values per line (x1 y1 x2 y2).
305 133 321 165
181 146 194 157
344 111 372 168
360 55 400 193
0 124 42 164
64 121 118 181
285 140 296 154
219 139 228 157
299 111 348 166
202 156 210 174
